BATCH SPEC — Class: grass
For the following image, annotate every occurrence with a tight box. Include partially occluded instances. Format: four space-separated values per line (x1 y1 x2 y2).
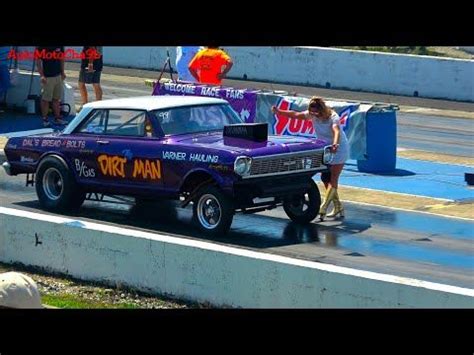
42 294 138 309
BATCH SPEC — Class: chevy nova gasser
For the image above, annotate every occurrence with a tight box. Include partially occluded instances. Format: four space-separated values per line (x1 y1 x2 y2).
2 95 333 235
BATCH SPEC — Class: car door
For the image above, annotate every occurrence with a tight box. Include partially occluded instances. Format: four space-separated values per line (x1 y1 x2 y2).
64 109 107 186
74 109 164 195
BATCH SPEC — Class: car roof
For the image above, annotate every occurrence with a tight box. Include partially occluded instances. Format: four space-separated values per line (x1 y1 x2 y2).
83 95 227 111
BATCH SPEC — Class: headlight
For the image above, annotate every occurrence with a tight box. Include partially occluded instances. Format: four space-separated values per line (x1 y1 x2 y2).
234 156 252 176
323 146 334 164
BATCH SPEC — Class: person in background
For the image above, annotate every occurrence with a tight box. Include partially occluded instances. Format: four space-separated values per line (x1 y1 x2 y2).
36 46 67 127
271 97 349 220
176 46 203 83
78 46 103 109
0 46 11 111
188 46 233 86
0 272 43 309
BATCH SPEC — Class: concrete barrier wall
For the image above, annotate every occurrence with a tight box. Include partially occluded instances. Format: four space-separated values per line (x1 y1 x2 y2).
11 46 474 101
81 46 474 102
227 47 474 102
0 207 472 308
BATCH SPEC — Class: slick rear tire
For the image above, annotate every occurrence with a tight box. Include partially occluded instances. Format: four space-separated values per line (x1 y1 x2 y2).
35 156 85 212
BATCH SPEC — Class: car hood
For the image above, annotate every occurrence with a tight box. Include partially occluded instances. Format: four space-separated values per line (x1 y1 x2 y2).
168 131 327 157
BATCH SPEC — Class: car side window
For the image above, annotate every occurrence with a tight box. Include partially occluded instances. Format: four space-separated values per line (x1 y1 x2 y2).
154 104 242 136
157 108 194 136
105 110 146 136
77 109 146 137
78 109 107 134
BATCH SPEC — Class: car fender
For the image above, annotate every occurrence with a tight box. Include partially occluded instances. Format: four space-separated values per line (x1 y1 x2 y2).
37 152 72 173
180 167 235 192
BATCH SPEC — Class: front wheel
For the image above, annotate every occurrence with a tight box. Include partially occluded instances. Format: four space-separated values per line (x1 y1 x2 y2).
192 186 234 236
283 181 321 224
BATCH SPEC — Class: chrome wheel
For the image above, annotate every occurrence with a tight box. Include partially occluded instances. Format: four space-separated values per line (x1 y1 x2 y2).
42 167 63 201
196 194 222 230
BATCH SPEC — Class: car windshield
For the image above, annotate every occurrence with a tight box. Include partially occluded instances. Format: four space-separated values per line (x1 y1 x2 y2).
152 103 243 136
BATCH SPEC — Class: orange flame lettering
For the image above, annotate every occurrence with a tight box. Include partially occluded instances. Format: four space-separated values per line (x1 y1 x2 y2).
97 155 127 178
133 159 161 180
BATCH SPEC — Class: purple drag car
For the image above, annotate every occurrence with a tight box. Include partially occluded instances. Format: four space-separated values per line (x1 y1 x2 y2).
2 95 333 235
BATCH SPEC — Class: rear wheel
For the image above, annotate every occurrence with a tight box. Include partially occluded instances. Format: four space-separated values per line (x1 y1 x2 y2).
283 181 321 224
35 157 85 212
192 186 234 236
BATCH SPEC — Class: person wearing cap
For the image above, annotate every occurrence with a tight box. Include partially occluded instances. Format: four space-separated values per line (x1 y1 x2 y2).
0 272 43 309
188 46 233 86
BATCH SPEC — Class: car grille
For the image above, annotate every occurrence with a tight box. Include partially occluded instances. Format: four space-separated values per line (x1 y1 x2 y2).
249 150 324 177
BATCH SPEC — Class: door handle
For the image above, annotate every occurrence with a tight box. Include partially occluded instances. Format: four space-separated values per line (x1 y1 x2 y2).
97 140 110 145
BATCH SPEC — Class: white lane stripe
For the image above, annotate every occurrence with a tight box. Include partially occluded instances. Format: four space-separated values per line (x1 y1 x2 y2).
70 83 150 95
99 84 151 94
343 199 474 221
1 206 473 297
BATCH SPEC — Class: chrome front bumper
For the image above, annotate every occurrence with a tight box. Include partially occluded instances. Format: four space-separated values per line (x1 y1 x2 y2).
2 161 12 175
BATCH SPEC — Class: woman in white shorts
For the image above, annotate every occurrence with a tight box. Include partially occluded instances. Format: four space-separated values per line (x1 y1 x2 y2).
271 97 348 220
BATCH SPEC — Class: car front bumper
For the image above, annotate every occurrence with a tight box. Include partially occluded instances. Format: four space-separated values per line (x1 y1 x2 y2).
233 171 321 208
2 161 12 176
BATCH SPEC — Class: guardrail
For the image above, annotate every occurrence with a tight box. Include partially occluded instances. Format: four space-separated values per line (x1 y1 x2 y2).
0 207 472 308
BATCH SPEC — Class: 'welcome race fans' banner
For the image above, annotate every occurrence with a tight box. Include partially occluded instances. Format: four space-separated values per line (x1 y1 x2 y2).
153 81 258 123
